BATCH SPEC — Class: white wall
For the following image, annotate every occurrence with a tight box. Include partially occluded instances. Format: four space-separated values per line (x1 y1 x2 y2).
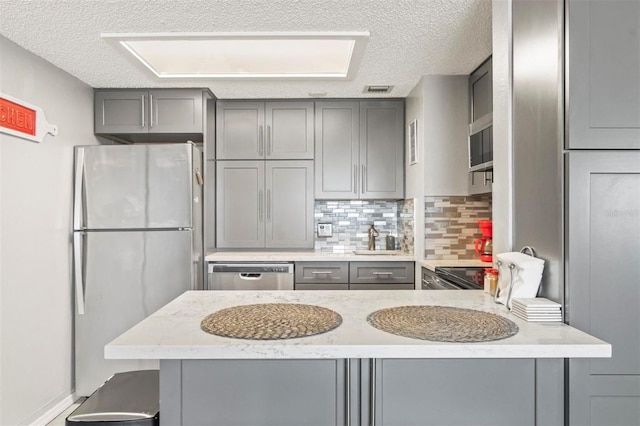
405 78 425 262
492 0 514 256
405 75 473 263
422 76 469 196
0 35 99 424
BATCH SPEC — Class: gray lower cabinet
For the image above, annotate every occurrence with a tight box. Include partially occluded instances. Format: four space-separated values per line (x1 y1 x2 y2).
295 262 349 290
350 261 414 290
315 100 404 200
94 89 206 136
567 151 640 426
216 160 313 249
295 261 414 290
159 358 539 426
216 101 314 159
568 0 640 149
160 359 348 426
372 359 535 426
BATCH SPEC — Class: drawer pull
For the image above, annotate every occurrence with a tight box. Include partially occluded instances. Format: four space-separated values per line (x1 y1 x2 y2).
372 272 394 276
311 271 333 275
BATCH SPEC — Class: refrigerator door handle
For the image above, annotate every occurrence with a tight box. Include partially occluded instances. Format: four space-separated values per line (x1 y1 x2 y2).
74 232 86 315
73 148 85 230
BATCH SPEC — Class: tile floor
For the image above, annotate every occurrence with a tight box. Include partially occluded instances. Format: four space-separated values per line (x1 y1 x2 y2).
47 398 85 426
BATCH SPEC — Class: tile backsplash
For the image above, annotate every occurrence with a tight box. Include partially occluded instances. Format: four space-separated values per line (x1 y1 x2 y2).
424 194 492 260
314 200 414 253
397 198 414 254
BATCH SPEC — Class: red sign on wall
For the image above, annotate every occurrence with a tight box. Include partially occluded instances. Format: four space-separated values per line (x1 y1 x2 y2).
0 97 36 136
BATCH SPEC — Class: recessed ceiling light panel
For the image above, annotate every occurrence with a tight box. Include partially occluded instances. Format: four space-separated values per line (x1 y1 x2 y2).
103 32 369 80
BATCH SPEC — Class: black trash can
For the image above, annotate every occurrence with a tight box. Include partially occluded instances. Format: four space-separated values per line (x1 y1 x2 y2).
66 370 159 426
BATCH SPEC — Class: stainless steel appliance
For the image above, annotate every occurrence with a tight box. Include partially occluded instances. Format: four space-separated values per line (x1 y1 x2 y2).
422 267 485 290
208 263 294 290
73 143 203 397
66 370 159 425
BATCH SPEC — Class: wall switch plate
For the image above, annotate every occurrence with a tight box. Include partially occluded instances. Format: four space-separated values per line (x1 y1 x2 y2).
317 223 333 237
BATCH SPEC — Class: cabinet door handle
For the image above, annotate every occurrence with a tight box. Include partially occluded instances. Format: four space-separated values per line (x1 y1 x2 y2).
345 358 351 426
267 189 271 220
259 125 264 156
267 125 272 156
141 95 146 128
370 359 377 426
73 148 85 230
361 164 366 193
74 232 86 315
353 165 357 194
311 271 333 275
258 189 263 221
372 271 394 276
149 94 154 128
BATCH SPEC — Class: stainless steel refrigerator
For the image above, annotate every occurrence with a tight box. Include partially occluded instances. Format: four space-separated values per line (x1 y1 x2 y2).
73 143 203 397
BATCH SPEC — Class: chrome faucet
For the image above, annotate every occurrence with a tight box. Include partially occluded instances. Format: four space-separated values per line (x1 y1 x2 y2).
367 224 380 250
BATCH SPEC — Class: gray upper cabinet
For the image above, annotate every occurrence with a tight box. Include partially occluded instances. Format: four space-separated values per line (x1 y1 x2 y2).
359 101 404 199
216 102 264 159
95 89 205 136
568 0 640 149
265 102 314 159
216 101 314 160
469 57 493 130
315 100 404 200
315 101 360 199
216 160 314 249
95 91 147 134
468 170 492 195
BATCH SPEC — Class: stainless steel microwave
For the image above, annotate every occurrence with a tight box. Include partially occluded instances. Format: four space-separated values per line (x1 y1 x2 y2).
469 124 493 171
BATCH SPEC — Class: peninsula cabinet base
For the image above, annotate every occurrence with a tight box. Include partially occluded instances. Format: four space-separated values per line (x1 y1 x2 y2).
159 358 561 426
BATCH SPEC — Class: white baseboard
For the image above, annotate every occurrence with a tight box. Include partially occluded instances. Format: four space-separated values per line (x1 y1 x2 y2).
29 393 77 426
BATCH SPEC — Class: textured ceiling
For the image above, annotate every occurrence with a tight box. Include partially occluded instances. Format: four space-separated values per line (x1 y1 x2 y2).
0 0 492 99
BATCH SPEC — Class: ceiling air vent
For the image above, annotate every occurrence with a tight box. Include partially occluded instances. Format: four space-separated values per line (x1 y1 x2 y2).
364 85 393 94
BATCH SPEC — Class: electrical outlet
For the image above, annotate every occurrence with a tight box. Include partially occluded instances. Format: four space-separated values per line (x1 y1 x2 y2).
317 223 333 237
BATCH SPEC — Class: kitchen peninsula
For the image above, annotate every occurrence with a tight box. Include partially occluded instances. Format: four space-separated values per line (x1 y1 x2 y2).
106 290 609 425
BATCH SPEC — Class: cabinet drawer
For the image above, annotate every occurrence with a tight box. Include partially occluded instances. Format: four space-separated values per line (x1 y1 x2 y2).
295 262 349 284
350 283 414 290
294 283 349 291
349 262 415 284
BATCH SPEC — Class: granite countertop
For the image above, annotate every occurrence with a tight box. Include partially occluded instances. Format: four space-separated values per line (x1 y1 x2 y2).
205 251 415 262
205 251 492 267
105 290 610 360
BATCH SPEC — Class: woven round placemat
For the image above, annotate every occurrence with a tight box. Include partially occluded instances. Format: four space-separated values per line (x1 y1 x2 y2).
201 303 342 340
367 305 518 342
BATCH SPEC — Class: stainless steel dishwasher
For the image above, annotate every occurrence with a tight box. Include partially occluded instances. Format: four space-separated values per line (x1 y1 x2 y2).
207 263 294 290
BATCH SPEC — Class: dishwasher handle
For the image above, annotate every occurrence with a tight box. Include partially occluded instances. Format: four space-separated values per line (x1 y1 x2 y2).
208 263 294 274
239 273 264 280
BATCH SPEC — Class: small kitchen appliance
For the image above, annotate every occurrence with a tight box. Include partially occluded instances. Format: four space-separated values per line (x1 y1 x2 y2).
474 220 493 262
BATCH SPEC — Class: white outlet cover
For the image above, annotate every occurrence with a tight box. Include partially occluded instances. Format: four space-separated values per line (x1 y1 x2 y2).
317 223 333 237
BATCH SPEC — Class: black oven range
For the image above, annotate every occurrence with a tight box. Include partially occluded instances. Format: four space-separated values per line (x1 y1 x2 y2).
422 267 486 290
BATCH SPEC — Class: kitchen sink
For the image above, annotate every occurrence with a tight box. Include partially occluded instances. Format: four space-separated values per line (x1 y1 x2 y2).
352 250 399 255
